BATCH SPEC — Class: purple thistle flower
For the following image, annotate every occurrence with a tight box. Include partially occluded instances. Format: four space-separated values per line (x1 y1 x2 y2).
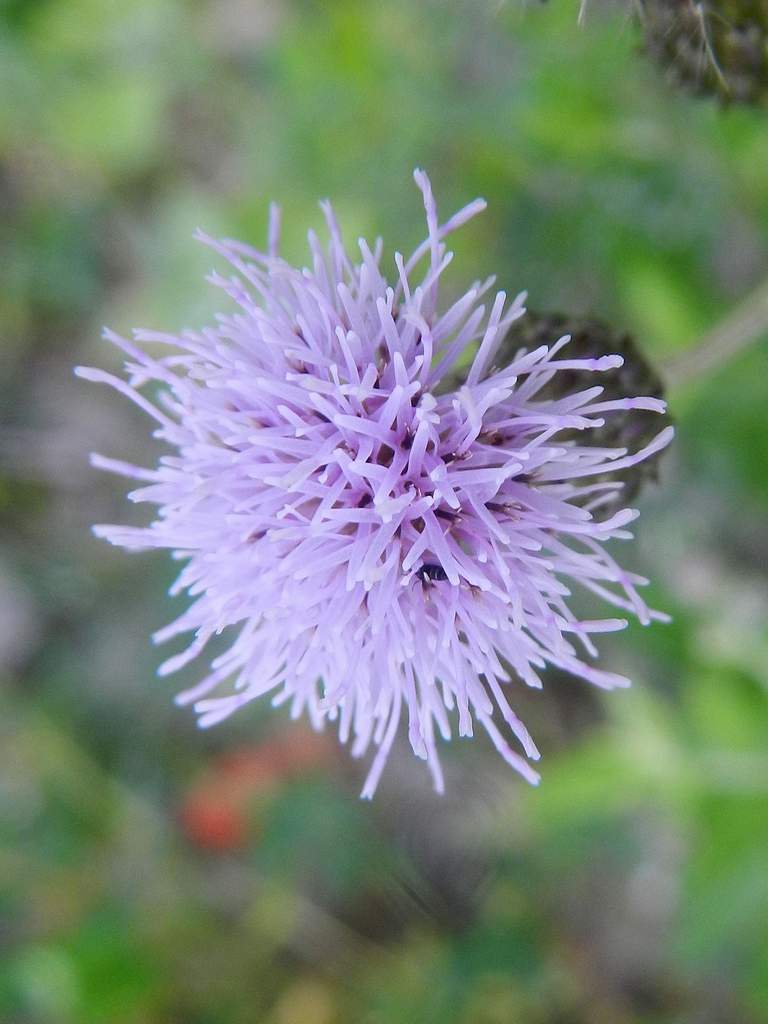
77 171 673 798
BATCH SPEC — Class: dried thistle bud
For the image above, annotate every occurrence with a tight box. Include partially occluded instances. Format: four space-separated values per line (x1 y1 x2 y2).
487 311 672 505
639 0 768 107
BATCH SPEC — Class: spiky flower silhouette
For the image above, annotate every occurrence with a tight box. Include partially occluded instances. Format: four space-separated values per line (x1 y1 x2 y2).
77 171 673 797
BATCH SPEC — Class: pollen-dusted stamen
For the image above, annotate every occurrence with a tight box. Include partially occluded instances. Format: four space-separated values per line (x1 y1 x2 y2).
77 170 673 799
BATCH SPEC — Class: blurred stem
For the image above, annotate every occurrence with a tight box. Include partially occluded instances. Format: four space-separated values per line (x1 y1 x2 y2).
664 276 768 389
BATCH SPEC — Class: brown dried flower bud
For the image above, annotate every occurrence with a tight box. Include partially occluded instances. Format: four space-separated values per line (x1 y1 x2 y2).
639 0 768 107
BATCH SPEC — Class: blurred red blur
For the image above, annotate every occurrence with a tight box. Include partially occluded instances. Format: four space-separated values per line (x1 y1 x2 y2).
180 726 336 851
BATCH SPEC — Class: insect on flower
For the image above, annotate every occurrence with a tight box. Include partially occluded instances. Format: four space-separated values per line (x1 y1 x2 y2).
77 170 673 798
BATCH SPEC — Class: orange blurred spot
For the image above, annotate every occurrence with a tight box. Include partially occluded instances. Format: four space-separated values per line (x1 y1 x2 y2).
181 791 248 851
180 725 336 851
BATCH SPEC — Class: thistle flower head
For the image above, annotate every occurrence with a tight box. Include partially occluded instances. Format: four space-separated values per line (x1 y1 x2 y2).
77 171 673 797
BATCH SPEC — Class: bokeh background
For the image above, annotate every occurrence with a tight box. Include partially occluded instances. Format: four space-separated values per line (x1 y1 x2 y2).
2 1 768 1021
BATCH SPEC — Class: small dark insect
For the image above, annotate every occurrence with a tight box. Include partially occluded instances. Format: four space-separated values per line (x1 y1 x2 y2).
416 563 448 583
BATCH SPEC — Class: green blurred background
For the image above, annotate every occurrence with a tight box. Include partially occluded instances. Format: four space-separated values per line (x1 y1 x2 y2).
2 1 768 1021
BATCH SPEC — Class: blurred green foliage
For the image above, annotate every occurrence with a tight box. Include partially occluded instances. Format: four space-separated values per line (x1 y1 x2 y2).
2 1 768 1022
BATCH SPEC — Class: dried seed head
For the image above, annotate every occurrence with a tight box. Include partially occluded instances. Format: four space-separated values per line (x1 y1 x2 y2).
639 0 768 107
